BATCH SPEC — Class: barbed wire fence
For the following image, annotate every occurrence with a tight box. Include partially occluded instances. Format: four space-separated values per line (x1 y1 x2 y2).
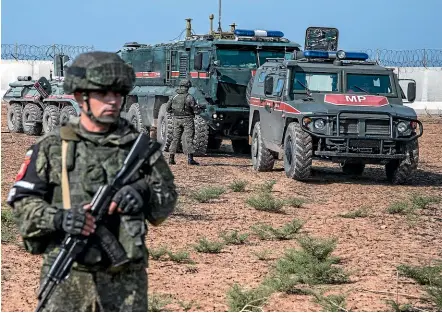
1 44 95 61
1 44 441 71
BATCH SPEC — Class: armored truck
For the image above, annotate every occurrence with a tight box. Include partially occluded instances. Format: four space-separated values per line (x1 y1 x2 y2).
3 55 80 136
118 17 301 155
247 27 422 184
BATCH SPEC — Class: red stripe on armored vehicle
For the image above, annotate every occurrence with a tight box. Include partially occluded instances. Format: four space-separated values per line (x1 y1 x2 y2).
249 97 300 113
135 72 161 78
324 94 389 106
198 72 209 79
171 71 180 77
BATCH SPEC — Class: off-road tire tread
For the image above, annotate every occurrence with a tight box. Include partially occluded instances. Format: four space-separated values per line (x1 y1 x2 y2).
43 105 60 134
252 122 274 171
284 122 313 180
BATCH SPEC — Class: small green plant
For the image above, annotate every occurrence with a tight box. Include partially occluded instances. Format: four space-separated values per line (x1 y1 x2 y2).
296 235 339 262
1 209 17 243
268 219 304 240
263 235 348 294
257 180 277 193
387 201 410 215
148 293 173 312
229 180 248 192
313 293 348 312
385 300 415 312
148 246 168 260
397 262 442 310
252 249 273 261
176 299 198 312
194 237 225 253
220 230 249 245
190 186 225 203
410 194 441 210
226 283 274 312
250 223 274 240
246 192 284 213
167 250 195 264
339 206 370 219
285 197 306 208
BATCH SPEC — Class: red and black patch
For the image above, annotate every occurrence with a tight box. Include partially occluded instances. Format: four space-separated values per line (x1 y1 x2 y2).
15 149 33 182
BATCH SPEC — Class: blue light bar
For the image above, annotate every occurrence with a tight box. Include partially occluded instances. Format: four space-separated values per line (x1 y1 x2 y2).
234 29 284 38
343 52 369 60
303 50 329 58
303 50 369 61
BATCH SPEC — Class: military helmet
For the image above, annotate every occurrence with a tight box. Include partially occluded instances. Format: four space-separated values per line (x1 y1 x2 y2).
179 79 192 88
63 51 135 95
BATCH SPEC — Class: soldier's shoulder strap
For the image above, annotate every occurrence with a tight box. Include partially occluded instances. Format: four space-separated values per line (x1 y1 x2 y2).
61 139 71 209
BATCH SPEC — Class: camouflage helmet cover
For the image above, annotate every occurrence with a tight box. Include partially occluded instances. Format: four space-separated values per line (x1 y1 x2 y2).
179 78 192 88
63 51 135 95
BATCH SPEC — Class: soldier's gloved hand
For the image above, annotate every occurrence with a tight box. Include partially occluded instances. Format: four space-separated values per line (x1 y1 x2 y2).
54 206 96 236
109 185 144 215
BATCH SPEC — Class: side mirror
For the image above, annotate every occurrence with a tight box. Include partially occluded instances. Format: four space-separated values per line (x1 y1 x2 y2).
264 76 273 95
407 81 416 103
194 53 203 71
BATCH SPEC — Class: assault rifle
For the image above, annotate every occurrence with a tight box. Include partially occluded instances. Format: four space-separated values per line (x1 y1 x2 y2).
35 133 161 312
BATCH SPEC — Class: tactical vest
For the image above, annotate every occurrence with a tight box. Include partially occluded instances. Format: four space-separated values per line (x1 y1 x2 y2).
39 128 148 270
170 93 193 117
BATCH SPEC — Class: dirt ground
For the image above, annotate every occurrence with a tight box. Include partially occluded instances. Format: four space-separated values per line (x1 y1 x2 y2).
1 103 441 312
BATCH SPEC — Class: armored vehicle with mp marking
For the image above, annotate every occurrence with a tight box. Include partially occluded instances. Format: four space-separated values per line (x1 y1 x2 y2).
118 16 301 155
247 27 422 184
3 54 80 136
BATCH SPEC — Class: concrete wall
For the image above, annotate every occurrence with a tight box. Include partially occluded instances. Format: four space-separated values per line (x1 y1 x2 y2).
1 60 441 115
0 60 54 96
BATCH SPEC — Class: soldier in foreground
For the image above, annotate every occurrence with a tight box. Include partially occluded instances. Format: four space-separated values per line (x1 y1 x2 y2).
7 51 178 311
166 79 201 165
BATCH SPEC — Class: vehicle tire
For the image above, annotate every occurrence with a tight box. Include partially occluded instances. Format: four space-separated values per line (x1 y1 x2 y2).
208 135 222 150
22 103 43 136
232 139 251 154
246 74 255 104
251 121 274 171
43 105 60 134
127 103 148 134
191 115 209 156
385 139 419 184
60 105 78 126
157 103 174 151
7 103 23 133
283 122 313 180
341 162 365 176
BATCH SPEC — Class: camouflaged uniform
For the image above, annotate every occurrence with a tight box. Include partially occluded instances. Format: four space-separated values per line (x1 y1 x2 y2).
7 51 178 312
167 80 202 165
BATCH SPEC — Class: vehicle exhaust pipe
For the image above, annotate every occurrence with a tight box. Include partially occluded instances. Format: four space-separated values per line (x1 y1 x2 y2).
17 76 32 81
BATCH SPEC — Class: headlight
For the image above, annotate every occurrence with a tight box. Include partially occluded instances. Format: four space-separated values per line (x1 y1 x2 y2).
314 119 326 130
212 113 218 119
219 114 224 120
397 121 408 133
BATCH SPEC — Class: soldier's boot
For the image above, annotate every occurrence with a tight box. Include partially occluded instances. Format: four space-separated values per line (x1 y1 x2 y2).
187 154 200 166
169 153 176 165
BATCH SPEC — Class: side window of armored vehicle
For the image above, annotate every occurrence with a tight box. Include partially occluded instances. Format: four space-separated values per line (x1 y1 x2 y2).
293 71 339 93
258 71 267 83
273 78 284 96
194 51 210 71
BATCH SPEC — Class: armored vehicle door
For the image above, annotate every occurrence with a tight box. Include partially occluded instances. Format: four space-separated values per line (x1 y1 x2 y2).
260 73 285 144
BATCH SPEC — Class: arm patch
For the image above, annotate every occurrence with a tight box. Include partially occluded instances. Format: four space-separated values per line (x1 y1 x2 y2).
7 144 51 206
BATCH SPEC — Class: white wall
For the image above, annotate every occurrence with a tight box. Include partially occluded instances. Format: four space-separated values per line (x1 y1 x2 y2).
0 60 53 96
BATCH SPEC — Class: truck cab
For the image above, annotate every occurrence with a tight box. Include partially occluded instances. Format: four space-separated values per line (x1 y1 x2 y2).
247 27 422 184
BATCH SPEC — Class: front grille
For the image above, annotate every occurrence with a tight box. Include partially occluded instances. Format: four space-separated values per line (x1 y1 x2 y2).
332 117 391 136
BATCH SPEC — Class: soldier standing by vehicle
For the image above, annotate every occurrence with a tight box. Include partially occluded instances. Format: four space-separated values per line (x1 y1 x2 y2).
6 51 178 312
166 79 201 165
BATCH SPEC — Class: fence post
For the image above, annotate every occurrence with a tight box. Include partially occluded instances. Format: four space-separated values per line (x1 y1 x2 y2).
422 49 427 67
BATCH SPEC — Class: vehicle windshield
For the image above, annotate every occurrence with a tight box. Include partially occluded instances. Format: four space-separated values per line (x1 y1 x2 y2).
293 72 339 93
215 48 288 68
346 73 393 94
